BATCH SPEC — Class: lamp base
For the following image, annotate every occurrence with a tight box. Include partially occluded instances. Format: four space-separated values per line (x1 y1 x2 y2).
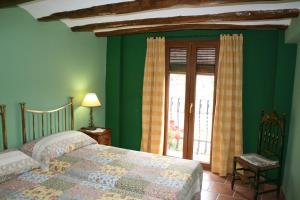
88 107 96 130
86 126 97 130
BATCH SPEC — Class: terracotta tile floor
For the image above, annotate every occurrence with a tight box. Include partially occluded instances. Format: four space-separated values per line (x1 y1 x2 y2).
196 171 285 200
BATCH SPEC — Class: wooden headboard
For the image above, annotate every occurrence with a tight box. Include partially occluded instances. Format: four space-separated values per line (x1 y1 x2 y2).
0 104 7 150
20 97 74 144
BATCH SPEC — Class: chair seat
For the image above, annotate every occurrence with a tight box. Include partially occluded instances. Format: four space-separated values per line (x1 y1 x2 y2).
235 153 280 171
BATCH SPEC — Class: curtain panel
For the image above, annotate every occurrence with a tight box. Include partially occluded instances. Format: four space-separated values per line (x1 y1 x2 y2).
211 34 243 176
141 37 166 154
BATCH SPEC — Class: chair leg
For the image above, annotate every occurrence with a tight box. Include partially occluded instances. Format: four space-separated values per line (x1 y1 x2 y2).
276 185 281 199
254 171 260 200
277 168 282 198
231 159 236 190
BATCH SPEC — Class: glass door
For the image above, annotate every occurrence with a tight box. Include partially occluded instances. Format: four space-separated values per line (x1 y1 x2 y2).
191 46 217 165
164 40 219 169
164 43 190 159
166 74 186 158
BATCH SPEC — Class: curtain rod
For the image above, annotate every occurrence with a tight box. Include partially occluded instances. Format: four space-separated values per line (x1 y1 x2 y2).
163 32 243 39
165 34 220 39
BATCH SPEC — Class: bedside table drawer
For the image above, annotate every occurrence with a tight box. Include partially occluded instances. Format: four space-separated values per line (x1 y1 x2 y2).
89 134 99 142
99 132 111 145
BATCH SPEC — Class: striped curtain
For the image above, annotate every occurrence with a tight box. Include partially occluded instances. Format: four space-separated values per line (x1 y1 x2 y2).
141 37 165 154
211 34 243 176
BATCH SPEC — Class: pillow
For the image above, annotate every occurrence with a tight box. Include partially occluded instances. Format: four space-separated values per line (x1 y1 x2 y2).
21 131 97 169
0 148 17 154
0 150 40 183
21 138 42 157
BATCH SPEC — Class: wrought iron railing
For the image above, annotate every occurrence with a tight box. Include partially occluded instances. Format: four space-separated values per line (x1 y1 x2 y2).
168 97 213 157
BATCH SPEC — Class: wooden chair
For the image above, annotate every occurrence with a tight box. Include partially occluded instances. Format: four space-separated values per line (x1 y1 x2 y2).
231 111 286 200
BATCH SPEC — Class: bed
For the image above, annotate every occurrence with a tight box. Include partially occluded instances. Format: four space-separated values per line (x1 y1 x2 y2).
0 99 203 200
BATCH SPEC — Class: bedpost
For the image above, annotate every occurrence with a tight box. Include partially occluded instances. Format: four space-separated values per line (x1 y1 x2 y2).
20 103 27 144
70 97 74 130
0 105 7 150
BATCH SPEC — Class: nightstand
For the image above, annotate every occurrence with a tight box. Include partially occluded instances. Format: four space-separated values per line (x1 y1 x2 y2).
80 127 111 145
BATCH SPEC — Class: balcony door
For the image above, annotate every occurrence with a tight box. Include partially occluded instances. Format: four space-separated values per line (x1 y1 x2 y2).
164 40 219 169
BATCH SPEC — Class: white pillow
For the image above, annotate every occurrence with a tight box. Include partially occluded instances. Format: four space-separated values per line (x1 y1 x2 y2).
29 130 97 169
0 150 40 183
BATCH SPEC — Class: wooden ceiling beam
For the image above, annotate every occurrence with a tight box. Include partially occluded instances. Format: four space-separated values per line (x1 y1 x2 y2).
0 0 33 8
72 9 299 32
95 23 288 37
38 0 288 21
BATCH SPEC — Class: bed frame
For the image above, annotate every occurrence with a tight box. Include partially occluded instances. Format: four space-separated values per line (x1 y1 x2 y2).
0 104 7 150
20 97 74 144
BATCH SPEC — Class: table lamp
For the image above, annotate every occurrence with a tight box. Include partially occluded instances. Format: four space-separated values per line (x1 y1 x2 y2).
82 93 101 130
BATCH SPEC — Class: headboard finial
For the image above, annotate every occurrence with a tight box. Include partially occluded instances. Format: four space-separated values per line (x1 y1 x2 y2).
0 104 7 150
20 102 27 144
0 104 6 113
0 104 5 113
20 102 26 110
70 97 74 130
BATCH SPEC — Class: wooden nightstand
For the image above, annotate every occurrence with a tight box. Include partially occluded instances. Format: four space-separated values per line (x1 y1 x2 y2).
80 127 111 145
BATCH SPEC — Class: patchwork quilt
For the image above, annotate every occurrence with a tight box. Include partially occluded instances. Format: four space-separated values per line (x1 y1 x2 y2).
0 144 202 200
53 144 202 199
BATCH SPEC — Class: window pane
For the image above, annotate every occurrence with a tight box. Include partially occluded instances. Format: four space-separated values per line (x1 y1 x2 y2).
193 75 214 163
166 74 186 158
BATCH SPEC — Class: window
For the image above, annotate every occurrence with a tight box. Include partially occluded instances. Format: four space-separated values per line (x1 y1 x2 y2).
164 40 219 169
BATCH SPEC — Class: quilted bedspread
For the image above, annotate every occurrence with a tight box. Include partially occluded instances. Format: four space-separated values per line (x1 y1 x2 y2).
0 144 202 200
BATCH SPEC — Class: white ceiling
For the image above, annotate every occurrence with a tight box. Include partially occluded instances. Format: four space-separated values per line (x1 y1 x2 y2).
20 0 134 18
19 0 300 35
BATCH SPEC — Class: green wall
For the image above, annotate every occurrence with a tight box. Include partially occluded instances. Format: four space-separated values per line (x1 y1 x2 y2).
282 17 300 200
0 7 107 149
106 30 296 157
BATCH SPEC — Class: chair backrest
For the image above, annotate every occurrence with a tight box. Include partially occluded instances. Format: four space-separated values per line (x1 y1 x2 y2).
258 111 285 163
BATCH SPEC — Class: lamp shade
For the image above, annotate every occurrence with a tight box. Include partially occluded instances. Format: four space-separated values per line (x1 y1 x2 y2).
81 93 101 107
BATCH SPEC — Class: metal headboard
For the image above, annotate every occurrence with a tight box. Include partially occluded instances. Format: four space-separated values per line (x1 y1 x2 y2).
20 97 74 144
0 105 7 150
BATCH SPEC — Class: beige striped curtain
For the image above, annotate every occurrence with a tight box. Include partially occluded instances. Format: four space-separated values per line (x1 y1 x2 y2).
141 37 165 154
211 34 243 176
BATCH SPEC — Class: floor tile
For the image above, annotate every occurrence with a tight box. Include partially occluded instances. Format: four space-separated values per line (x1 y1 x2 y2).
209 181 235 196
234 189 255 200
202 171 285 200
207 172 227 183
218 194 248 200
201 190 219 200
202 180 211 191
261 191 284 200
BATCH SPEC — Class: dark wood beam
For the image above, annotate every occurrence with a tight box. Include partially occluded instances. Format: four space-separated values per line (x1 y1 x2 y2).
72 9 298 32
95 23 288 37
38 0 288 21
0 0 33 8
